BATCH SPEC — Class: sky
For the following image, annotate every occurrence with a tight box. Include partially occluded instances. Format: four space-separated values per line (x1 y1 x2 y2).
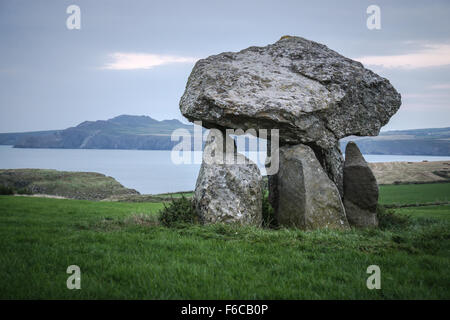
0 0 449 133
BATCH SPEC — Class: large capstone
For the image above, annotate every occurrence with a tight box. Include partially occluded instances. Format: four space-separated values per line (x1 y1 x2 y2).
343 142 379 227
180 36 401 194
194 130 263 225
268 144 349 230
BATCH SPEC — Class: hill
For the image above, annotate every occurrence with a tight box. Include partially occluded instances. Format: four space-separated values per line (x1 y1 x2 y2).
340 127 450 156
0 115 194 150
0 116 448 155
0 130 60 146
0 169 139 200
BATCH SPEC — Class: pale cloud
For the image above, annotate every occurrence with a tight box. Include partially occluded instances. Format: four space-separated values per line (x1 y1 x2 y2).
399 103 450 111
429 83 450 90
103 53 198 70
402 93 450 99
355 43 450 69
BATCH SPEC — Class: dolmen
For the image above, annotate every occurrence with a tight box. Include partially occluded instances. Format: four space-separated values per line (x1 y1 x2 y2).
179 36 401 229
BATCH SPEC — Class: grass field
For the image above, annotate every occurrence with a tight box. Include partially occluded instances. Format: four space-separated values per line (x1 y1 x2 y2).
379 183 450 205
394 205 450 220
0 183 449 299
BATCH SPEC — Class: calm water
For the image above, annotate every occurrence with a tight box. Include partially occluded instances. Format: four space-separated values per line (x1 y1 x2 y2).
1 145 449 194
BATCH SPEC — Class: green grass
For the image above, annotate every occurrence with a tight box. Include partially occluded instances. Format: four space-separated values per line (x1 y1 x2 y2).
379 183 450 206
1 186 449 299
395 205 450 220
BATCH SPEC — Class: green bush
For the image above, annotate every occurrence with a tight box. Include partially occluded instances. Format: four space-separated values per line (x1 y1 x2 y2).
377 205 411 229
16 187 32 195
158 196 199 227
0 185 14 195
262 192 277 228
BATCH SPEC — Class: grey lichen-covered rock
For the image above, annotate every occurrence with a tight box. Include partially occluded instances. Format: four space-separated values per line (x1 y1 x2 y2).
180 36 401 193
269 144 349 230
194 131 263 225
343 142 379 227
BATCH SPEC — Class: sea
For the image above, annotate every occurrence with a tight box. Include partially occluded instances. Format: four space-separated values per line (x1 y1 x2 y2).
1 145 449 194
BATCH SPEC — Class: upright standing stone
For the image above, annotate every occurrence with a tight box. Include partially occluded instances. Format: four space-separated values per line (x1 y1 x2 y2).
269 144 349 230
343 142 379 227
194 130 262 225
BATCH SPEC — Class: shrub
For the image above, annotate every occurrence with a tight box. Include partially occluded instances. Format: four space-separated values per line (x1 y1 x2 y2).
0 185 14 195
377 205 410 229
262 192 277 228
16 187 32 195
158 196 199 227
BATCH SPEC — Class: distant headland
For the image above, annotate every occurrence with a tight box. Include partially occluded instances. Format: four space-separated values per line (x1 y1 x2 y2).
0 115 448 156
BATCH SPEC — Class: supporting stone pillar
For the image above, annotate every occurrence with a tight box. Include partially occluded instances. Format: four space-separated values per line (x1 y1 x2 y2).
194 130 263 225
307 141 344 198
268 144 349 230
343 142 379 227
